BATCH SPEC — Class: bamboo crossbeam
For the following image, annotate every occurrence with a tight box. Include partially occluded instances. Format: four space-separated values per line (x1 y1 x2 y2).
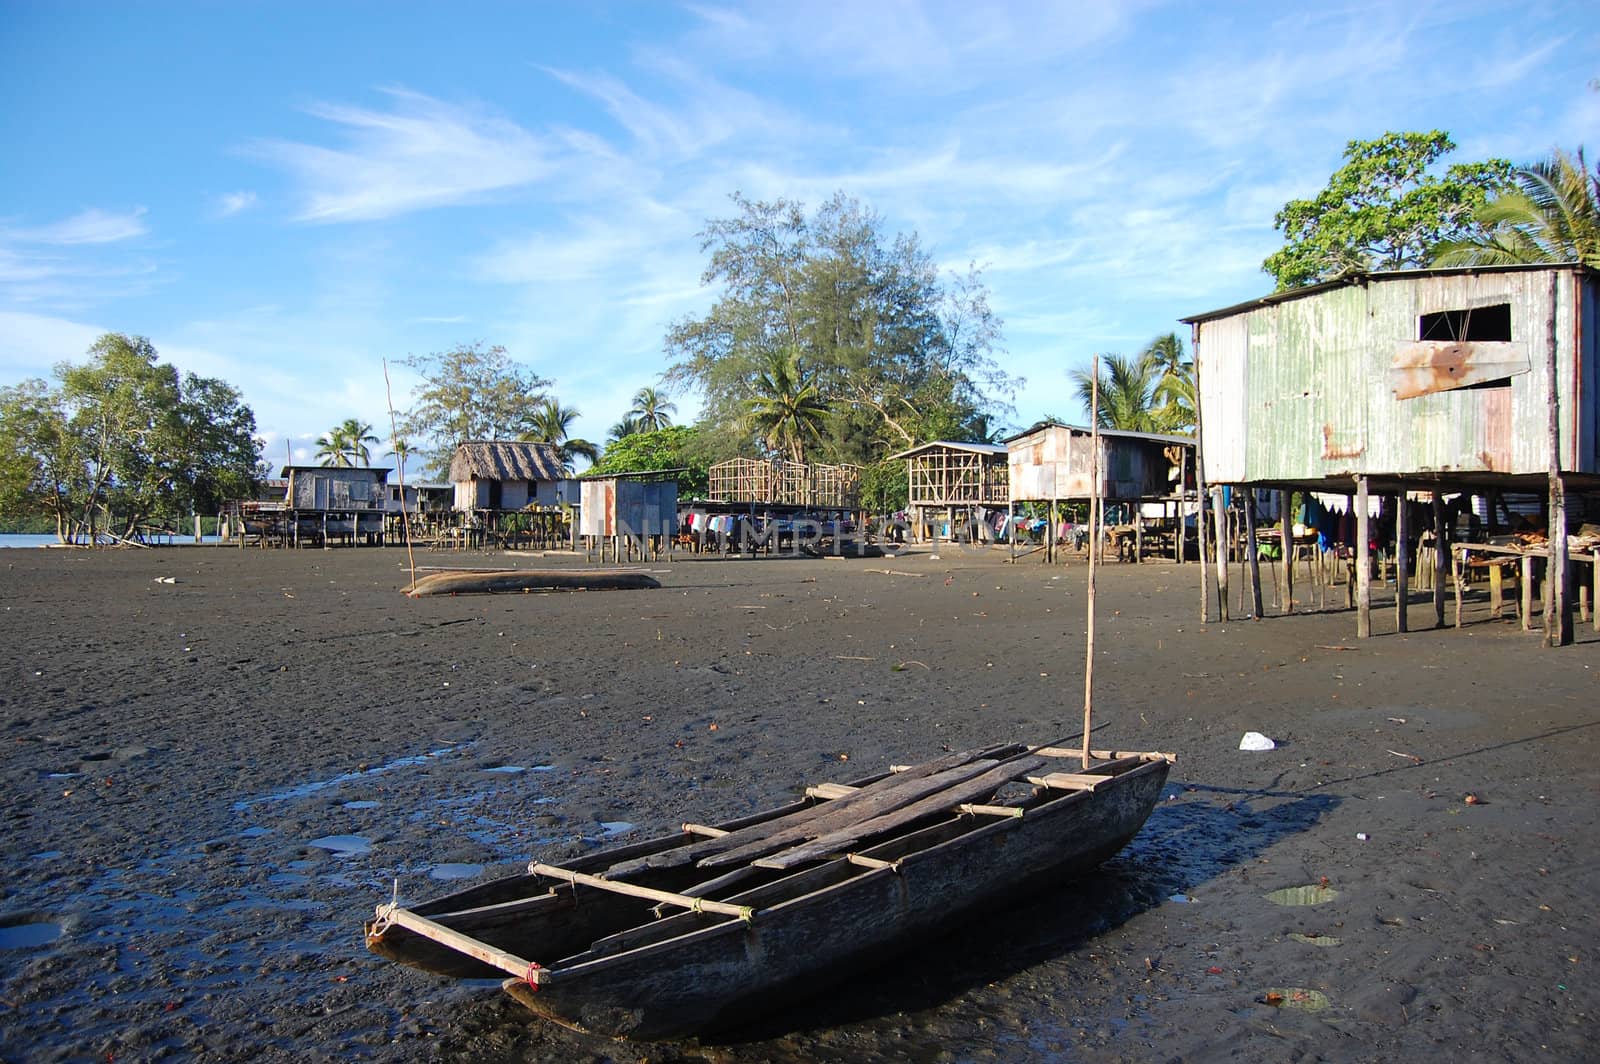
374 905 547 984
682 822 729 837
805 783 858 800
1034 747 1174 762
530 864 756 921
845 853 900 870
1026 772 1110 791
958 803 1026 819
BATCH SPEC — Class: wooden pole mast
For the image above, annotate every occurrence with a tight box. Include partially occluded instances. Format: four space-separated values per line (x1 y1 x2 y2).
1082 356 1100 769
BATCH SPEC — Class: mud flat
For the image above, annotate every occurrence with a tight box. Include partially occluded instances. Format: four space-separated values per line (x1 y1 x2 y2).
0 545 1594 1061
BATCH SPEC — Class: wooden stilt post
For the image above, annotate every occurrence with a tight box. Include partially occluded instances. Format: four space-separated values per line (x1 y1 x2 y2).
1545 273 1573 646
1356 476 1371 638
1244 489 1263 619
1279 489 1293 615
1433 494 1447 628
1176 451 1185 564
1213 487 1230 622
1395 487 1409 633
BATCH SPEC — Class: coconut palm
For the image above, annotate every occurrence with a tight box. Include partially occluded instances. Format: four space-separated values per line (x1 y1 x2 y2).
1069 350 1173 434
523 399 600 473
1433 147 1600 269
315 418 379 467
607 416 640 444
746 350 830 464
1144 332 1195 433
629 387 676 432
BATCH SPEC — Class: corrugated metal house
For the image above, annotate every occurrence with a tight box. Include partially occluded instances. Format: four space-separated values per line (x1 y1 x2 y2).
579 478 678 541
448 441 567 512
277 465 390 545
1183 263 1599 642
1004 422 1192 503
1185 264 1598 491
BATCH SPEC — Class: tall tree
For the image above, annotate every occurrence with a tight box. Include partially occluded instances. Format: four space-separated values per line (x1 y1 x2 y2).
665 192 1012 464
628 387 676 432
1263 131 1512 289
1433 147 1600 269
0 334 259 542
523 399 599 473
607 416 640 444
400 342 550 477
745 350 830 464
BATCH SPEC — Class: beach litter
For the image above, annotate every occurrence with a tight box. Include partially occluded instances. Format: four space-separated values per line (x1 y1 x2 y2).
1265 883 1340 906
1239 731 1276 751
1260 987 1330 1011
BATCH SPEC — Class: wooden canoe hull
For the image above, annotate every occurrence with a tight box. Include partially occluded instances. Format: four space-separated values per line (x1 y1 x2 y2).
406 569 660 597
368 756 1168 1040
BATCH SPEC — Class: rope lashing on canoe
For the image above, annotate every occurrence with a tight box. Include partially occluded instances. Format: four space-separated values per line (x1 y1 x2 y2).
369 878 402 935
525 961 543 989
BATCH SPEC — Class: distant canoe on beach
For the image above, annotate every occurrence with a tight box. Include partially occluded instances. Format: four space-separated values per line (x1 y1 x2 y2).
405 568 661 597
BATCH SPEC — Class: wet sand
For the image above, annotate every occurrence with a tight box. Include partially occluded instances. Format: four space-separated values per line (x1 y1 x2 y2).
0 544 1594 1062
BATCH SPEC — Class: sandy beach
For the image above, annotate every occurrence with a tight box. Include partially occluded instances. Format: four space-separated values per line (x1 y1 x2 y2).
0 544 1594 1062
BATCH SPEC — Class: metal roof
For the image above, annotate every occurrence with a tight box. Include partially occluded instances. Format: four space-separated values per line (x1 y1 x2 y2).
885 440 1009 461
1180 262 1597 326
1002 420 1194 448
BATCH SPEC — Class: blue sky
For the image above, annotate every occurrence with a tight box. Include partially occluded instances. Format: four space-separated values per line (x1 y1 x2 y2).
2 1 1595 472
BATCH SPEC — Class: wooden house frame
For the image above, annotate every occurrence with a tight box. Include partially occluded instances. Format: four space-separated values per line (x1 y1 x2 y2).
885 441 1009 543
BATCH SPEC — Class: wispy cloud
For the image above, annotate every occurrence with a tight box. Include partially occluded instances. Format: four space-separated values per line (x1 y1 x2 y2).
5 207 148 246
216 191 258 217
248 89 551 222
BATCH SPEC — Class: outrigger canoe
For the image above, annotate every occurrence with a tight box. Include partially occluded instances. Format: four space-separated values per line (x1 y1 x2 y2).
365 742 1172 1040
405 568 660 597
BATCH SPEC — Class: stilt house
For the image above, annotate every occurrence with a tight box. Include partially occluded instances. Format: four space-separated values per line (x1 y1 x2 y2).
1184 263 1599 642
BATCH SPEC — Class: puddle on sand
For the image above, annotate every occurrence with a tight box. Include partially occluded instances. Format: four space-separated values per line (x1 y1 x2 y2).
238 826 271 838
430 863 484 881
308 835 372 856
0 922 63 949
233 745 468 810
343 800 380 809
596 821 635 838
31 850 64 860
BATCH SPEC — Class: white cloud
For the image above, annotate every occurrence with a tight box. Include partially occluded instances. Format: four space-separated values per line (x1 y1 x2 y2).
0 311 105 374
248 89 552 222
5 208 148 246
216 191 259 217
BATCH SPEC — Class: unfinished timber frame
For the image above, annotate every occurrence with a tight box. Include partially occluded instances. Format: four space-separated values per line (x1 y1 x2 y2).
886 441 1009 544
706 458 861 509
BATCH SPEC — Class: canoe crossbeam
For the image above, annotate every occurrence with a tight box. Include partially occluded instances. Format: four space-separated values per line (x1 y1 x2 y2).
372 904 548 985
530 863 757 923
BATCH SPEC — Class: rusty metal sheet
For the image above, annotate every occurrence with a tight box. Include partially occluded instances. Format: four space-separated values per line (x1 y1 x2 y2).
1390 341 1529 399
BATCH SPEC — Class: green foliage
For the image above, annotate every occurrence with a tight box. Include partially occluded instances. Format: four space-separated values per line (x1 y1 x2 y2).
0 333 261 541
665 192 1012 464
1069 335 1195 435
1263 131 1512 289
860 457 908 513
400 342 551 477
589 426 709 497
1434 147 1600 269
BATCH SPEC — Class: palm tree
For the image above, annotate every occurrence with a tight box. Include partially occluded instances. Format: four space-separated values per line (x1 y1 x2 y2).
523 399 600 473
607 416 640 444
1069 351 1173 433
1144 332 1195 433
746 350 830 464
629 387 676 432
1434 147 1600 269
315 418 379 467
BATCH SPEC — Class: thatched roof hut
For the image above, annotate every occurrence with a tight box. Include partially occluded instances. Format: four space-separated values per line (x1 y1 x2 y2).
449 440 565 483
449 440 567 512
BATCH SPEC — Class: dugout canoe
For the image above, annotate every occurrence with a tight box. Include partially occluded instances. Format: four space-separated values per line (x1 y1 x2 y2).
405 568 660 597
364 742 1173 1040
